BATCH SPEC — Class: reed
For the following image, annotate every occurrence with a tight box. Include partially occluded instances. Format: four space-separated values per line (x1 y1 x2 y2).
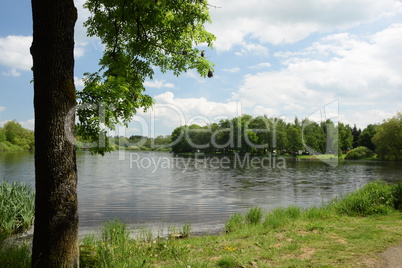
0 181 34 239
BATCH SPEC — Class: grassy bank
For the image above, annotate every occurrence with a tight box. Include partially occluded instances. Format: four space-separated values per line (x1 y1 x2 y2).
81 182 402 267
296 153 381 161
80 181 402 267
1 181 402 267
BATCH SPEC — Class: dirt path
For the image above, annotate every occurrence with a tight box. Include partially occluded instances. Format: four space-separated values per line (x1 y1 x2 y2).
378 242 402 268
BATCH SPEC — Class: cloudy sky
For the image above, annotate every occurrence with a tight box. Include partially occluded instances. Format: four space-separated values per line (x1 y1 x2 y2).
1 0 402 137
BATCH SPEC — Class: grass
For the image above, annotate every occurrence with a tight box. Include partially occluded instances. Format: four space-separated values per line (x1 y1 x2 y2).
0 181 35 240
296 154 340 160
0 181 34 268
76 181 402 267
297 153 381 161
2 181 402 267
76 210 402 267
0 242 31 268
332 180 397 216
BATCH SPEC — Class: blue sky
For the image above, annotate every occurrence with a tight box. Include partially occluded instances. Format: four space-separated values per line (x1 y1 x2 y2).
1 0 402 137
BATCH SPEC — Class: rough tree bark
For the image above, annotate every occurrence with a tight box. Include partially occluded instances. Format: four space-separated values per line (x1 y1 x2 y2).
30 0 79 266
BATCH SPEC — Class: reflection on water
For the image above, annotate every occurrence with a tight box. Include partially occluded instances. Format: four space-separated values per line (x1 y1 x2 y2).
1 151 401 230
0 152 34 183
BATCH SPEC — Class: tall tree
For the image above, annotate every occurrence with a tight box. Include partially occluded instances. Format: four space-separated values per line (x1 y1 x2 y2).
338 122 353 152
31 0 78 266
302 119 325 154
351 124 361 148
286 124 303 152
77 0 214 153
372 112 402 160
30 0 214 266
358 124 377 151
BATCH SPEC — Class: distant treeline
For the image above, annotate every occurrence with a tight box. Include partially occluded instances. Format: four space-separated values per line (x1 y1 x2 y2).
169 113 402 161
0 121 34 152
75 134 172 152
2 112 401 161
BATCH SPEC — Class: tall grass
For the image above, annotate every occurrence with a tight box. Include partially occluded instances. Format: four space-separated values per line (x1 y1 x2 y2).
0 181 35 239
263 206 302 229
246 206 263 225
225 181 402 233
225 207 264 233
0 242 31 268
0 181 33 268
331 181 397 216
80 220 192 267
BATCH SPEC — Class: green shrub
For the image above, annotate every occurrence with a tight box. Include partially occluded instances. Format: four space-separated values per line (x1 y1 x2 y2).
0 141 24 152
392 182 402 210
332 181 395 216
345 146 374 160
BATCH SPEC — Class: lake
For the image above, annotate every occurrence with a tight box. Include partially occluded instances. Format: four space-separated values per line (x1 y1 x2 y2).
1 151 401 234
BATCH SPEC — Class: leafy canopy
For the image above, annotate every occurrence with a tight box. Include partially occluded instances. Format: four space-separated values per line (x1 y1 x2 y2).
77 0 215 154
372 112 402 160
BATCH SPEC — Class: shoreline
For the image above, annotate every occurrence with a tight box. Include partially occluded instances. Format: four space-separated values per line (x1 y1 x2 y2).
7 215 402 268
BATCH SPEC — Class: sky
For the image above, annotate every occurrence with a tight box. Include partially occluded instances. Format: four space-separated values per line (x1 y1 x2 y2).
1 0 402 138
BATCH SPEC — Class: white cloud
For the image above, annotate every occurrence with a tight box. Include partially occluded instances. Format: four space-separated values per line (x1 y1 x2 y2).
74 0 103 57
144 80 175 89
0 106 5 112
233 24 402 127
0 35 32 76
0 4 89 77
249 62 271 69
139 91 242 131
238 42 269 56
74 76 85 88
208 0 402 51
2 69 22 77
223 67 240 73
74 46 86 58
351 110 395 128
19 119 35 130
185 69 208 83
252 105 279 117
0 119 34 130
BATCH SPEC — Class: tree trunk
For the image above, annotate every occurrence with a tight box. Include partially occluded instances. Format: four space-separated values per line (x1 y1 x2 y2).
31 0 79 266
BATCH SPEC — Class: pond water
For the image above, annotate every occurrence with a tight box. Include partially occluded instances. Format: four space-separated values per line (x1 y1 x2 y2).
1 151 401 233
